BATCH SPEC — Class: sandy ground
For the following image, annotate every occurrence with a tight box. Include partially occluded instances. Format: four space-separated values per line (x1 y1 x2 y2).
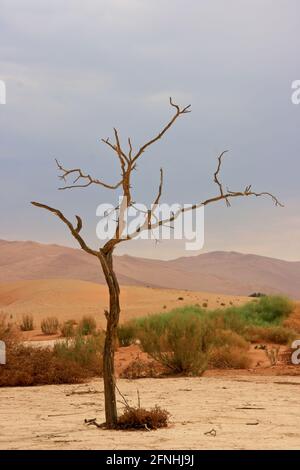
0 375 300 450
0 279 250 337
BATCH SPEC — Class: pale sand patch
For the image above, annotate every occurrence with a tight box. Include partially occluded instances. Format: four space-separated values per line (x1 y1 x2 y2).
0 376 299 450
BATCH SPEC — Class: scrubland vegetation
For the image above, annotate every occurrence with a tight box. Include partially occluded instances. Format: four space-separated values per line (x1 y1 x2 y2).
0 314 104 386
0 296 297 386
117 296 295 375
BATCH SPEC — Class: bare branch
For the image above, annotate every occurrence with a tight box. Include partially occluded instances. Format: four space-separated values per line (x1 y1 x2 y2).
101 131 129 168
55 159 122 191
31 202 99 257
153 168 164 206
113 128 129 169
127 151 283 239
213 150 230 206
132 97 191 163
75 215 83 233
128 138 133 161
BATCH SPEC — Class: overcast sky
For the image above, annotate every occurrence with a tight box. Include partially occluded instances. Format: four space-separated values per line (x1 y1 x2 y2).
1 0 299 260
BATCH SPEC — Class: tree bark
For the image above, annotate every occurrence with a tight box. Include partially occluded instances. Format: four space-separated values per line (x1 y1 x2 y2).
100 249 120 428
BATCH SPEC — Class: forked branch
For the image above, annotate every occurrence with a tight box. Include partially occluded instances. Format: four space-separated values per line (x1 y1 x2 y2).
132 98 191 163
30 201 99 257
55 159 123 191
128 151 283 238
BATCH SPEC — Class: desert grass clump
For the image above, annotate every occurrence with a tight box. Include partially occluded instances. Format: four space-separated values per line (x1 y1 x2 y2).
209 346 251 369
41 316 59 335
77 315 97 336
60 319 77 338
117 405 169 430
0 313 19 345
20 314 34 331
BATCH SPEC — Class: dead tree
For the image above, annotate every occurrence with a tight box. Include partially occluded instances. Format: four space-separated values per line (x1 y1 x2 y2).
31 98 282 428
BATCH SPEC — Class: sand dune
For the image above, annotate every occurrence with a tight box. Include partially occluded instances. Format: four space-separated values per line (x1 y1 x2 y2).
0 278 249 330
0 240 299 298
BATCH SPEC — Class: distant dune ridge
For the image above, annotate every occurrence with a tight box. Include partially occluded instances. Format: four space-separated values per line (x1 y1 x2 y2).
0 239 299 298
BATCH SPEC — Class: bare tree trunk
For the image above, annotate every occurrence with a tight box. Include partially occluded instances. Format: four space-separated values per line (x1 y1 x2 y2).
100 249 120 428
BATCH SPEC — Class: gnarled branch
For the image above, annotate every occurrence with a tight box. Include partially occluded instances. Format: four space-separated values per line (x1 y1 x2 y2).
30 201 99 257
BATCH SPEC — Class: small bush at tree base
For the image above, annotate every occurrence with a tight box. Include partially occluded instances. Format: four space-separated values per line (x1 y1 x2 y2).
20 314 34 331
77 315 97 336
117 405 169 430
41 317 59 335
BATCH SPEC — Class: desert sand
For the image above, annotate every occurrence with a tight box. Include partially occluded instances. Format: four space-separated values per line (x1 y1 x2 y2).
0 375 300 450
0 279 250 333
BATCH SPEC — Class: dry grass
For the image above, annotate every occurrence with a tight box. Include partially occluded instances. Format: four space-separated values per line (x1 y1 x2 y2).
20 314 34 331
120 357 165 379
41 317 59 335
208 346 251 369
245 325 295 345
0 344 89 386
0 326 104 386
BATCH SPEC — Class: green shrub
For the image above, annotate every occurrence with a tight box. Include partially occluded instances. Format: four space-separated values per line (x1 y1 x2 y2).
232 295 293 326
41 317 59 335
117 322 137 346
77 315 97 336
118 295 295 374
54 332 104 371
20 314 34 331
139 312 211 375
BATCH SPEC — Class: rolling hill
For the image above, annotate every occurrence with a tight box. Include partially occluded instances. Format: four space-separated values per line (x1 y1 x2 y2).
0 239 299 298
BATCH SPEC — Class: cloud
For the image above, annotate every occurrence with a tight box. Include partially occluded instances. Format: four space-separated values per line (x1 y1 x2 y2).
1 0 299 259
